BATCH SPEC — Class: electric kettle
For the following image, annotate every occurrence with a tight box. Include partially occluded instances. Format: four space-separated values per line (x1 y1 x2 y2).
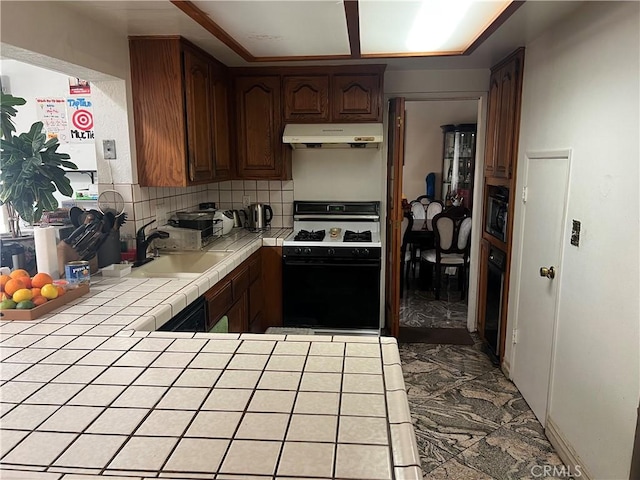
247 203 273 230
226 210 247 228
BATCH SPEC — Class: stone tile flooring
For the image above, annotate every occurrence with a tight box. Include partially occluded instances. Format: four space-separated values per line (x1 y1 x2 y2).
399 283 565 479
401 273 467 329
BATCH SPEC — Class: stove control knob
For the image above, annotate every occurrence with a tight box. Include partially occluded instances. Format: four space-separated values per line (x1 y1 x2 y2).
303 247 312 255
362 248 370 256
327 248 336 256
294 247 302 255
352 248 360 256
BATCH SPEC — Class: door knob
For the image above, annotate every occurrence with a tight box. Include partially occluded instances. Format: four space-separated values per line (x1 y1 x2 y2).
539 266 556 279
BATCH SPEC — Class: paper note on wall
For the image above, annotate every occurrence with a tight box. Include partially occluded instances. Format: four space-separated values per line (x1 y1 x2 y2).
66 96 95 144
36 98 69 143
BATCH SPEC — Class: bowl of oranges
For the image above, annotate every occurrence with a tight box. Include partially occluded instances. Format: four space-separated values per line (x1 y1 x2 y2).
0 270 89 320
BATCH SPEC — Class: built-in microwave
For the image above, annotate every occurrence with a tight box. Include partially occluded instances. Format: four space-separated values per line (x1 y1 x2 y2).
486 188 509 242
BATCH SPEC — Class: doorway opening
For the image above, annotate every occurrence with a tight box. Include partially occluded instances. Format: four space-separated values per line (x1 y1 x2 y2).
401 99 478 331
385 94 486 338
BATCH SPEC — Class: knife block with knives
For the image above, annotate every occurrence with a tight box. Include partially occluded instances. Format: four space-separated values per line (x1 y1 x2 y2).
57 207 124 276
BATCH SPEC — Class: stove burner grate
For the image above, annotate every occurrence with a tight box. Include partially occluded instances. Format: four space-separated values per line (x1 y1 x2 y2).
294 229 326 242
343 230 372 242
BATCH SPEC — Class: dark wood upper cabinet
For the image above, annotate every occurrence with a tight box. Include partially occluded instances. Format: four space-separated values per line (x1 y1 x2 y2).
129 36 231 187
211 62 232 180
332 74 381 122
283 75 330 122
483 48 524 180
183 46 215 183
235 75 291 180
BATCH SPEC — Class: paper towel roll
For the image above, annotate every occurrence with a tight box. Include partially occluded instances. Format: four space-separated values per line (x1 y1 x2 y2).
34 226 60 279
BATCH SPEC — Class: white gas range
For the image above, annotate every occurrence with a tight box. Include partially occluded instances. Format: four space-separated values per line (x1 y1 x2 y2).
282 201 382 332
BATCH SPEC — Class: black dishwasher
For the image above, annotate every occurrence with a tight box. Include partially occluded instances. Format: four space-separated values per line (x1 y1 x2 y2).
158 296 207 332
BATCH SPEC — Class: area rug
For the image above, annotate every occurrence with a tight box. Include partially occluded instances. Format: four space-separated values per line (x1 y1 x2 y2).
398 327 474 345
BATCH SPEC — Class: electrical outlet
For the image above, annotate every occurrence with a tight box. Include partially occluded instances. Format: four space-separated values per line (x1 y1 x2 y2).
242 195 251 207
103 139 117 160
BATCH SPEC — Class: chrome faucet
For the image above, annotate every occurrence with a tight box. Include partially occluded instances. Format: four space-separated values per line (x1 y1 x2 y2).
134 220 169 267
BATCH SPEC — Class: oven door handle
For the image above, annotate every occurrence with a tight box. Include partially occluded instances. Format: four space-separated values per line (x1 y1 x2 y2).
284 260 381 267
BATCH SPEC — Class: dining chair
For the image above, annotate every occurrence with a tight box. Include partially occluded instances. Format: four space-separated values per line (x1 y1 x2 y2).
400 212 414 297
426 200 443 221
420 211 472 300
410 201 426 219
416 195 431 207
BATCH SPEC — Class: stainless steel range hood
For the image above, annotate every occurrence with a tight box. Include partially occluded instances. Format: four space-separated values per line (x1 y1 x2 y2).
283 123 383 149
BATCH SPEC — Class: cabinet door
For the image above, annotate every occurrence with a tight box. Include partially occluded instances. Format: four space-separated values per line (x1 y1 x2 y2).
210 62 232 180
227 292 248 333
283 75 330 122
484 73 501 177
235 76 289 179
183 48 214 184
331 74 381 122
205 280 233 331
494 57 522 179
129 38 189 187
249 277 264 327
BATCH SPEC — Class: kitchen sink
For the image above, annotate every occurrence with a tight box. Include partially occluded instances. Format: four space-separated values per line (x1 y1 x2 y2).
128 251 231 278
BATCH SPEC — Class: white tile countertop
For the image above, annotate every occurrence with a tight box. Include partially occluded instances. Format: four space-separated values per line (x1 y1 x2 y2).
0 227 421 480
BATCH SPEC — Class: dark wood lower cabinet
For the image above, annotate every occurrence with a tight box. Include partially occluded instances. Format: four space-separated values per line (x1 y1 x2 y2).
227 292 248 333
205 249 268 333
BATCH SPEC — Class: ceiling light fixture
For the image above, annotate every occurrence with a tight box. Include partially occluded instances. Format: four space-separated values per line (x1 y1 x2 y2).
406 0 473 52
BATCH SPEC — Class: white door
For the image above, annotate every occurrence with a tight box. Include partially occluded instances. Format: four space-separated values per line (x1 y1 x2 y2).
512 151 570 425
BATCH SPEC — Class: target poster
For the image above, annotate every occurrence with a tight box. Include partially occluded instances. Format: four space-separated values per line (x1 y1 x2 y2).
36 98 69 143
66 97 95 144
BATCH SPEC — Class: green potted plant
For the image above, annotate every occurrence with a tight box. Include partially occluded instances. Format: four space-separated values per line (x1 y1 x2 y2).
0 93 77 237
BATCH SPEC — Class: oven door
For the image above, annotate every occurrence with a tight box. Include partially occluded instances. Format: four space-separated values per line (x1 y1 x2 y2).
283 257 381 330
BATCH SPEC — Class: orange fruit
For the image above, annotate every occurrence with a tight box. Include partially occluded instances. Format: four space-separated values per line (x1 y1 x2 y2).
32 295 48 306
0 274 10 292
4 278 26 297
32 273 54 289
41 284 59 300
12 288 33 303
9 269 29 280
0 292 9 301
56 286 66 297
20 277 32 289
31 287 41 298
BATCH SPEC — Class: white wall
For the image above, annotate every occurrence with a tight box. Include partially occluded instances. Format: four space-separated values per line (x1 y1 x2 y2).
0 1 130 81
0 59 98 214
293 148 383 201
403 100 477 201
506 2 640 478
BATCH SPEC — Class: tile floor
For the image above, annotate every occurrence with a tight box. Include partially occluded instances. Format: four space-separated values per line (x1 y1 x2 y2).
399 277 566 479
401 273 468 329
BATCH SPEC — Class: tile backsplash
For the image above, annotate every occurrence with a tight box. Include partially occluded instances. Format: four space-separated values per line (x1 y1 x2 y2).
100 180 294 239
213 180 294 230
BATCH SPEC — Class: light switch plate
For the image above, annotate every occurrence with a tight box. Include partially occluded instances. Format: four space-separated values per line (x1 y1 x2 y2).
103 139 117 159
571 219 581 247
